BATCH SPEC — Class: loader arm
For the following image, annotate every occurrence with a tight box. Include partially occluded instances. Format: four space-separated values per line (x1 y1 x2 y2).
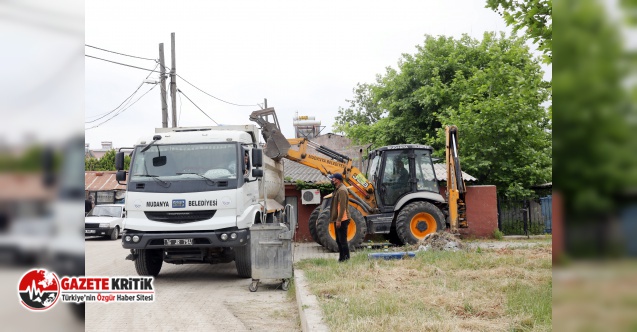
250 109 378 214
446 125 468 233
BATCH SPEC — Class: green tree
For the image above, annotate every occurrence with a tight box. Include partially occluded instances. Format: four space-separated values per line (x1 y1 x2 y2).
85 150 130 171
486 0 552 63
335 33 552 196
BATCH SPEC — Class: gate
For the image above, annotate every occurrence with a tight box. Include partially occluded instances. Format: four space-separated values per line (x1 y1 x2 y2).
498 195 552 236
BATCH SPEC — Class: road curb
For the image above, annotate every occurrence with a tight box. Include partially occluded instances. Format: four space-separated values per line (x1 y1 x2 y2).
294 269 329 332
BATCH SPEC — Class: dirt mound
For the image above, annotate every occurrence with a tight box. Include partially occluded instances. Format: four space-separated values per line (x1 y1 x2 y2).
418 232 465 251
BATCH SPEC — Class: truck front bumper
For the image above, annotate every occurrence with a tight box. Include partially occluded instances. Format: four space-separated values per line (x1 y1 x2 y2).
121 229 249 249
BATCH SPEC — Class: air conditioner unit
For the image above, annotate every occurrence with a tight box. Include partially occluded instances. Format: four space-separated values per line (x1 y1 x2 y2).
301 189 321 205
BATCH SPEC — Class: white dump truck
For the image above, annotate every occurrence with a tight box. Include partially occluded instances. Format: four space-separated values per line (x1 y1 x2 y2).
114 125 285 278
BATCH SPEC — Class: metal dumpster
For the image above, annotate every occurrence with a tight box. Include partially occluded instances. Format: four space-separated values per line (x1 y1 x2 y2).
249 205 296 292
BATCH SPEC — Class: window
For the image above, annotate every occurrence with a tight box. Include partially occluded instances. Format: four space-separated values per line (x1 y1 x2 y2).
414 150 438 193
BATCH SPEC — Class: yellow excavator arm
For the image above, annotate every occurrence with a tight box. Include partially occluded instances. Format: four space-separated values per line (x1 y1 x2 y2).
446 125 468 233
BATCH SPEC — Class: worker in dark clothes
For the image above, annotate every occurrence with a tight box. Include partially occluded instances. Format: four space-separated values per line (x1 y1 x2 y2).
85 196 94 215
328 173 350 262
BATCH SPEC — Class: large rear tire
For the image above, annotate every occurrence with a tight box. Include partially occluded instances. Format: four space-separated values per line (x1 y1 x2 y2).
308 206 321 244
395 201 445 245
316 206 366 252
235 243 252 278
134 249 163 277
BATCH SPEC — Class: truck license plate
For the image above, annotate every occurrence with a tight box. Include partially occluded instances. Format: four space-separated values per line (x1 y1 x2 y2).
164 239 193 246
85 230 96 234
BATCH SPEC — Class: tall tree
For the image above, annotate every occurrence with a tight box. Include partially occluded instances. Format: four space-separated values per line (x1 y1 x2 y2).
486 0 552 63
335 32 552 197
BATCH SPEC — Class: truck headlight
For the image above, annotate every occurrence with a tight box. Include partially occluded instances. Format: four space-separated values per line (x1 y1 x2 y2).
230 233 237 240
125 236 131 242
99 223 110 228
220 233 228 241
132 235 140 243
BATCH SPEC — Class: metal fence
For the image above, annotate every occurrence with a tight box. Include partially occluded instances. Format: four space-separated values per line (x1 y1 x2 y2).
498 195 552 236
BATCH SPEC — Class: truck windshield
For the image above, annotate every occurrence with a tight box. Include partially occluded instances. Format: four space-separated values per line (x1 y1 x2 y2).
129 143 238 182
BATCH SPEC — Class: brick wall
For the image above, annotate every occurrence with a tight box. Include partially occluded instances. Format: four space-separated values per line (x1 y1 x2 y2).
287 184 499 242
445 185 499 238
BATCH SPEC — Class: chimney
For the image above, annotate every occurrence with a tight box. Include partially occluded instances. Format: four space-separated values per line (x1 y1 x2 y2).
101 141 113 150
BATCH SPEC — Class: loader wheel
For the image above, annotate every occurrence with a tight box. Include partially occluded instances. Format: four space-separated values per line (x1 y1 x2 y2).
134 249 163 277
316 207 366 253
395 201 445 245
308 206 321 245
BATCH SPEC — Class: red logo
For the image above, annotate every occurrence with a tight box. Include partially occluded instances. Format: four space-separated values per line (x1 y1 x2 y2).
17 269 60 311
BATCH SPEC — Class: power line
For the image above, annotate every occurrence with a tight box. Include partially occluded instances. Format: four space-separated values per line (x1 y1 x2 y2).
177 88 218 125
85 84 157 130
85 44 157 61
86 54 161 73
86 63 159 122
176 74 258 107
85 82 143 123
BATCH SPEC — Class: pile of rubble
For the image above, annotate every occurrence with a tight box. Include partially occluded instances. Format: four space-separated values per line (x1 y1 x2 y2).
417 232 465 252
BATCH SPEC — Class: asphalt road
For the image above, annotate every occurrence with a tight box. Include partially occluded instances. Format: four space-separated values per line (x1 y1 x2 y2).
84 236 300 332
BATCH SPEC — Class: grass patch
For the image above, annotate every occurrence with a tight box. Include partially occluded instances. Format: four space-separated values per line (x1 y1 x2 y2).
296 244 552 331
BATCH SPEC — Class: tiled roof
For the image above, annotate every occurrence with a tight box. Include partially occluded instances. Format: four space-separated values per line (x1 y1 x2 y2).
85 171 126 191
433 163 477 182
283 159 328 183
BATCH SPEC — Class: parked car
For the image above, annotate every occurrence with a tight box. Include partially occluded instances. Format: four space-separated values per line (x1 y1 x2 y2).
85 204 125 240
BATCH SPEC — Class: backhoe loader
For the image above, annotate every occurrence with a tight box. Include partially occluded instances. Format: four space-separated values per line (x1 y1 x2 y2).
250 108 467 251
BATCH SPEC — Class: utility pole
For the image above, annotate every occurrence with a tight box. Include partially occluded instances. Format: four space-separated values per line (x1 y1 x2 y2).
170 32 178 127
159 43 168 128
264 98 267 109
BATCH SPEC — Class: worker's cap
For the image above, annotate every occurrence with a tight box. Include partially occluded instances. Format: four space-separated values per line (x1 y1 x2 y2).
328 173 343 181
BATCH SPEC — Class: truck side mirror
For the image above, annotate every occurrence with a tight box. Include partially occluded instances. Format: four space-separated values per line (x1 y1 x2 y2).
115 152 125 171
116 170 127 182
252 169 263 178
252 149 263 167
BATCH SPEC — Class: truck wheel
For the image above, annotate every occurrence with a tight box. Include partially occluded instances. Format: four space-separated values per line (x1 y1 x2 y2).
235 243 251 278
134 249 163 277
308 206 321 245
109 226 119 240
316 207 366 253
395 201 445 245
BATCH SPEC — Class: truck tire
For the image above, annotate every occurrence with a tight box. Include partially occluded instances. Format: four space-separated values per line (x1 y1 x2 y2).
234 243 251 278
134 249 163 277
316 206 366 253
395 201 445 245
308 206 321 244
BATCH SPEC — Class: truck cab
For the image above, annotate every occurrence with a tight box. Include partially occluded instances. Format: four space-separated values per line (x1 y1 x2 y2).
115 125 277 278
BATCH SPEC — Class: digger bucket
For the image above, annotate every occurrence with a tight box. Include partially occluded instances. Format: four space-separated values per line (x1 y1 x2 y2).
250 108 291 160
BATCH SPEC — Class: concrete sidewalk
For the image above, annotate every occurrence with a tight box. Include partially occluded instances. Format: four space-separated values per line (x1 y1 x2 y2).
293 242 338 262
292 243 336 332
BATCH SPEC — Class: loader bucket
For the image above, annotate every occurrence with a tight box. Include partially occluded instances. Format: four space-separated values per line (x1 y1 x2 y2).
262 122 291 159
250 108 291 160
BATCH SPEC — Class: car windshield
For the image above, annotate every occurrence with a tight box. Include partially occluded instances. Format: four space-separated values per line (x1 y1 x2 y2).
87 206 122 218
129 143 238 182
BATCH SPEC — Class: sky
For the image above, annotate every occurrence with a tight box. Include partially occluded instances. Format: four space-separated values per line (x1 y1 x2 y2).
84 0 548 150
